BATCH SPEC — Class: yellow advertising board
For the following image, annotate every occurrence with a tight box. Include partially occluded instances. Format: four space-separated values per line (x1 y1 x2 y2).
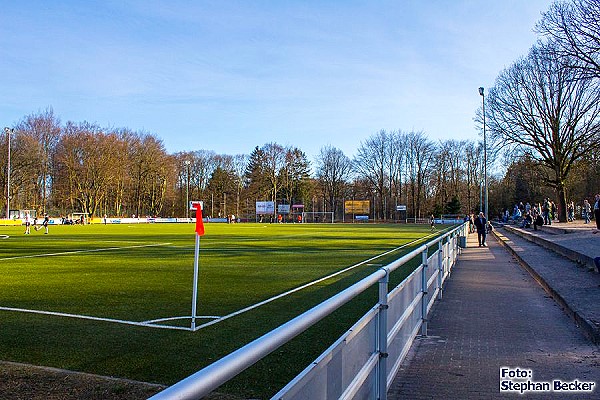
344 200 370 214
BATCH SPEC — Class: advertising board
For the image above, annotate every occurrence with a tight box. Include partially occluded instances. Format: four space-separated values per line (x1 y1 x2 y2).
256 201 275 215
344 200 370 214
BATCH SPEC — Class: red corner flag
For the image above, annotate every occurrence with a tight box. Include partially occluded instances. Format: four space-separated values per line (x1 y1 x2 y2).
195 204 205 236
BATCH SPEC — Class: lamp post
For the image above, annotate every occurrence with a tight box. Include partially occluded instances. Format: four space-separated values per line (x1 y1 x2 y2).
184 160 191 220
480 181 483 215
4 127 13 220
478 87 488 219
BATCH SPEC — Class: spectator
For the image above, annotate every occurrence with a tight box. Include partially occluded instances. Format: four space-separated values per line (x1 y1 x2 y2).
512 205 522 222
567 201 575 222
594 194 600 230
533 208 544 231
520 212 532 229
542 198 551 225
474 212 488 247
583 199 592 224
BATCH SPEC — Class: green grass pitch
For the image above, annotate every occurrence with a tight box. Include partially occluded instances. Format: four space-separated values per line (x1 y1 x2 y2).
0 222 447 398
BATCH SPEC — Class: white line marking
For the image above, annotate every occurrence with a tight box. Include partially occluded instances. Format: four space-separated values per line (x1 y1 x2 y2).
0 228 447 333
0 243 172 261
143 315 220 324
0 306 192 331
194 231 442 331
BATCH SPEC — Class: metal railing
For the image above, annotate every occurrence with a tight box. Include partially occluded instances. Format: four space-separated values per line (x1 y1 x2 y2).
150 223 467 400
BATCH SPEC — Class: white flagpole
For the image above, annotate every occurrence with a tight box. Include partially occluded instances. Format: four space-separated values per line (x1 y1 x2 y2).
191 232 200 330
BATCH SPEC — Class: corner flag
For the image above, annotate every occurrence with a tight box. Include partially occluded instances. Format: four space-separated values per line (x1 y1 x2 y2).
191 202 204 330
195 204 205 236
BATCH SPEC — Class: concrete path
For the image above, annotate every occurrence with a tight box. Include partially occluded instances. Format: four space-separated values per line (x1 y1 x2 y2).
387 230 599 399
498 224 600 343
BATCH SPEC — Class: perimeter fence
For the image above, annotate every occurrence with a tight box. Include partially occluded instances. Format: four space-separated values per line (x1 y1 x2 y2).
150 222 468 400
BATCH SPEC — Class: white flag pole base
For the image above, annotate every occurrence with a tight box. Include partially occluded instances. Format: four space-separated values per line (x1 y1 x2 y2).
191 234 200 330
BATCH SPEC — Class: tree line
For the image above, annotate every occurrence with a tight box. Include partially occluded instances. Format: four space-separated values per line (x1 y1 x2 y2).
2 0 600 222
0 109 486 221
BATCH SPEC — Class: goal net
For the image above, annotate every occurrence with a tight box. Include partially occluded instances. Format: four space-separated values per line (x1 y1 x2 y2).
71 212 89 225
301 211 334 223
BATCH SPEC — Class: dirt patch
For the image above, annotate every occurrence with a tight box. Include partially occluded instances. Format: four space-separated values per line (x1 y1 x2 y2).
0 361 249 400
0 361 165 399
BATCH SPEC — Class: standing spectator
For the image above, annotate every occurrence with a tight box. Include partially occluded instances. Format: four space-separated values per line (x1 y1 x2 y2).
542 198 551 225
533 208 544 231
594 194 600 230
474 212 488 247
567 201 575 222
583 199 592 224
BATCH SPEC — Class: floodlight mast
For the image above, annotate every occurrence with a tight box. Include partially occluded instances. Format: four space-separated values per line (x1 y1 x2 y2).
4 127 12 219
184 160 191 219
478 87 488 219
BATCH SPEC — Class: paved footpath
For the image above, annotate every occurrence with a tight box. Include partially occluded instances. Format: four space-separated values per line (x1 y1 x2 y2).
387 231 600 399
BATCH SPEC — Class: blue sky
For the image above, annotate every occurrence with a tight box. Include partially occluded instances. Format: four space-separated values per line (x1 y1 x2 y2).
0 0 552 160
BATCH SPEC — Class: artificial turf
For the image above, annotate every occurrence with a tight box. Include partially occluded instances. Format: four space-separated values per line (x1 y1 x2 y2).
0 222 448 398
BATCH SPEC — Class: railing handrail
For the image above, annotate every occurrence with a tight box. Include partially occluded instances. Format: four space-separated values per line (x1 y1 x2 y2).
150 225 464 400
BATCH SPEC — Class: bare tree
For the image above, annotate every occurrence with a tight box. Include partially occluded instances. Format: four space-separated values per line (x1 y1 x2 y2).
54 121 119 217
387 131 406 219
487 43 600 221
432 140 468 214
128 133 172 217
354 130 390 220
15 107 61 213
405 131 435 219
262 142 286 211
463 141 484 214
231 154 249 218
315 145 353 220
537 0 600 79
280 147 311 208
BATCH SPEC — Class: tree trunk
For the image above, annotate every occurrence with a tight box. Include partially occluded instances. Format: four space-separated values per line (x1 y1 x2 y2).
556 181 568 223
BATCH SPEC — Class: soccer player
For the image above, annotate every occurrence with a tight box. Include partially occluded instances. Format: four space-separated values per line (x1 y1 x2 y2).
35 214 50 234
23 212 31 235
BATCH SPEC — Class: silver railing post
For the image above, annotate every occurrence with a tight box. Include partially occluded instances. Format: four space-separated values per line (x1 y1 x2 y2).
377 268 389 400
420 247 428 336
437 239 443 300
453 231 458 263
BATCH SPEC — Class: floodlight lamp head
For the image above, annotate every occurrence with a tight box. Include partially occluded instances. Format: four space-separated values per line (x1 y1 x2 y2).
478 87 484 96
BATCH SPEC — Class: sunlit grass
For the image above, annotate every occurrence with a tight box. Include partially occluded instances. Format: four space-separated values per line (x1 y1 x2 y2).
0 222 445 398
